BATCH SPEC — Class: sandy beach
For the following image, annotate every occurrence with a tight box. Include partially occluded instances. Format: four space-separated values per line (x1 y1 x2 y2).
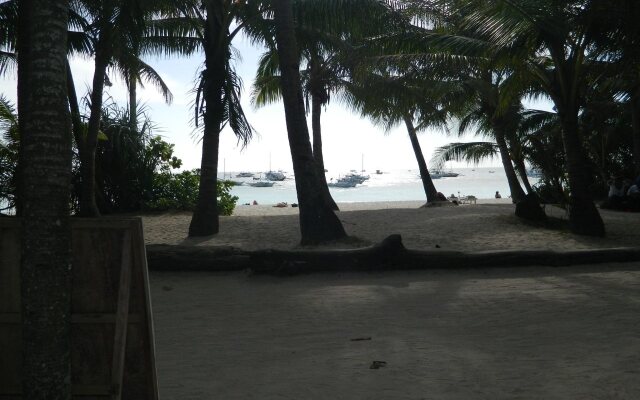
142 199 640 252
144 201 640 399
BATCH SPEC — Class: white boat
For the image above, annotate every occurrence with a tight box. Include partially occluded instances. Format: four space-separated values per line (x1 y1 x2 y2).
328 179 357 188
249 181 275 187
235 172 254 178
430 170 459 178
265 171 286 181
343 172 370 184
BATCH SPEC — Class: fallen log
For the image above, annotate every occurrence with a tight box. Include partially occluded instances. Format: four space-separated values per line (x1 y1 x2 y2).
145 235 640 274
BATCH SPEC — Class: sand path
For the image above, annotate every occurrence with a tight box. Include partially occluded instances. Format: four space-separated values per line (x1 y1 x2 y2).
145 201 640 398
151 264 640 399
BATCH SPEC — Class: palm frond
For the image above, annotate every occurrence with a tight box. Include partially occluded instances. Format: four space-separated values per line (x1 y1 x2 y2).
430 141 499 170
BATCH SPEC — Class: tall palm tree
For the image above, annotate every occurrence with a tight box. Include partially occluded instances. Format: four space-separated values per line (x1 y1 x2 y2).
462 0 605 235
17 0 72 397
252 45 344 210
155 0 259 237
272 0 347 244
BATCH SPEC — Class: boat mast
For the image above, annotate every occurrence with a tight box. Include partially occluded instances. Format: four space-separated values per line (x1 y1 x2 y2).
361 153 364 172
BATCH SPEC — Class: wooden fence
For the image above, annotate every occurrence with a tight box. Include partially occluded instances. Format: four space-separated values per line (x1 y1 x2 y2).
0 218 158 400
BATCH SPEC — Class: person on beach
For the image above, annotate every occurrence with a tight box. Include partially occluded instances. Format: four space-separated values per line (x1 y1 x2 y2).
495 191 501 199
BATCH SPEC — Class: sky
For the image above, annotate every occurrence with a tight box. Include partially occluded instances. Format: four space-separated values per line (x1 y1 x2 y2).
0 33 550 174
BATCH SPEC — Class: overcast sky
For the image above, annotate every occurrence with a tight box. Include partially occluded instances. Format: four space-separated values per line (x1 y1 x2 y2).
0 33 552 174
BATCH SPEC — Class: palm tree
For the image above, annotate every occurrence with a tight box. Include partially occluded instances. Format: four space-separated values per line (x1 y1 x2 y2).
345 71 447 205
154 0 259 237
73 0 175 216
17 0 72 397
462 0 605 235
272 0 347 244
252 45 344 210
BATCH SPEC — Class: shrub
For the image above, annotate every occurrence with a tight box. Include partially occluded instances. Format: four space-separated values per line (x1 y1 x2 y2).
144 169 238 215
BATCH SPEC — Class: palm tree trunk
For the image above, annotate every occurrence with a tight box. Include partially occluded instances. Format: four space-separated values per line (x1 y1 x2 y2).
493 123 526 203
17 0 72 398
311 93 339 210
559 110 605 236
188 2 226 237
630 91 640 175
66 59 83 151
273 0 346 244
129 72 137 133
403 115 439 203
513 157 533 193
79 34 110 217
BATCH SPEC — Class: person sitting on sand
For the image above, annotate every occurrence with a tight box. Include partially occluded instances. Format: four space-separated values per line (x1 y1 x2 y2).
252 200 258 205
602 177 625 209
495 191 502 199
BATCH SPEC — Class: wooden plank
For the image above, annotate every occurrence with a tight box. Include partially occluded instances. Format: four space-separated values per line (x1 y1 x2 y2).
1 217 158 399
134 219 159 400
110 231 132 400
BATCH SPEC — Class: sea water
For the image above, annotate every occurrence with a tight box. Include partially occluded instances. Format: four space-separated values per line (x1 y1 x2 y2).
224 167 539 205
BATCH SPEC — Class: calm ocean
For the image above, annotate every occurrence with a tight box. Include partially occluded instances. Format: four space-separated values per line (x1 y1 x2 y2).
223 167 539 205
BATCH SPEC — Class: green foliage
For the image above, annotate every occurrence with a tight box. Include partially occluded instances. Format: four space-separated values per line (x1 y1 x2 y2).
145 169 200 211
85 100 184 213
144 169 238 216
0 95 18 212
216 179 238 216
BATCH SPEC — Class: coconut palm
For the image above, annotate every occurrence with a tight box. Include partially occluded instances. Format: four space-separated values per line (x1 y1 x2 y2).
460 0 606 235
344 69 449 205
17 0 72 396
153 0 259 237
252 45 346 210
271 0 347 243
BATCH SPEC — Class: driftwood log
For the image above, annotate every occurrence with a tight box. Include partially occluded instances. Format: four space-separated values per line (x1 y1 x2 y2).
146 234 640 275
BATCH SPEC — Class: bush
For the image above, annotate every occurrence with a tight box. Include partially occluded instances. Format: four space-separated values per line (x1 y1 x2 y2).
144 169 238 215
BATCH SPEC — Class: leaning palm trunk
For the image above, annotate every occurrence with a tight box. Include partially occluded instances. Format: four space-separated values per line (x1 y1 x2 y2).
513 157 534 193
559 110 605 236
311 93 339 210
403 115 440 203
17 0 72 397
493 119 545 221
188 5 227 237
273 0 346 244
493 123 526 203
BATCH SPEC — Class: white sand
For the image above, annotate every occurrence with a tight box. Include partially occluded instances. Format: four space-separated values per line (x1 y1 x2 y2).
151 265 640 399
141 200 640 252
